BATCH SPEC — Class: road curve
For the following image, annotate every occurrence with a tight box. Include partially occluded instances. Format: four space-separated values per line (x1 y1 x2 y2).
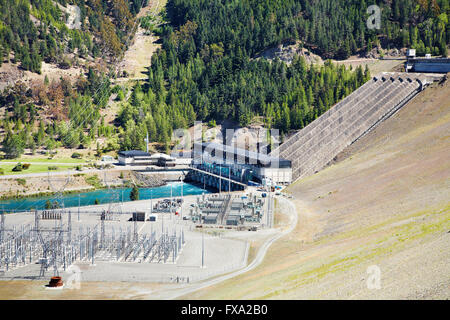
166 195 298 300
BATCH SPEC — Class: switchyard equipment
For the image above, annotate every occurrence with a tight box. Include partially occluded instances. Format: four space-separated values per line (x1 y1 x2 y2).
103 172 123 221
152 199 183 213
0 210 186 278
132 212 147 222
193 193 265 227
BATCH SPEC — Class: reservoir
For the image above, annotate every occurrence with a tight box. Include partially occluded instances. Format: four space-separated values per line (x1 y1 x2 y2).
0 182 212 212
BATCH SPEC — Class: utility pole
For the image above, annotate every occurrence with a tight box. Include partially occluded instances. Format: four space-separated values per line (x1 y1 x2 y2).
201 230 204 268
145 132 149 153
0 209 4 243
180 174 184 221
219 165 221 194
150 189 153 215
170 183 173 220
68 210 72 244
228 167 231 194
161 208 164 234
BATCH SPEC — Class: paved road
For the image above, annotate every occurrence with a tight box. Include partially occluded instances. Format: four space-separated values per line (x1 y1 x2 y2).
0 167 120 180
0 164 160 180
162 195 298 300
0 162 88 165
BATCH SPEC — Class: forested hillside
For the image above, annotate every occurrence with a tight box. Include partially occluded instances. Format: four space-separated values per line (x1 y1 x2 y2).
119 55 370 152
0 0 448 159
167 0 449 60
0 0 148 73
117 0 450 151
0 0 150 159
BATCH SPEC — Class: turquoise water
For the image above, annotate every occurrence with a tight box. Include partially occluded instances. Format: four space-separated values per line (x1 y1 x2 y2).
0 182 212 212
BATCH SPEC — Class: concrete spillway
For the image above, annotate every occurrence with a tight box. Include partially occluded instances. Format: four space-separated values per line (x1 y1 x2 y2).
272 72 444 182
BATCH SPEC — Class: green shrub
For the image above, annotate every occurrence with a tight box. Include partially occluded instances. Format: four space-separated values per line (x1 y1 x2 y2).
45 200 52 209
130 185 139 201
16 178 26 186
111 85 121 94
12 163 23 172
0 168 4 175
71 152 82 159
207 119 217 128
48 166 58 171
116 90 125 101
85 175 103 189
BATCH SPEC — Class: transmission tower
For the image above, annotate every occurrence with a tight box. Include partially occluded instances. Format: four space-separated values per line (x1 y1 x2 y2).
47 172 72 211
0 211 4 243
103 172 123 221
34 173 72 277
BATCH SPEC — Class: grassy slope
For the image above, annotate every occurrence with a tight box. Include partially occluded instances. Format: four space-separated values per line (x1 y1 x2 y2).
0 163 78 175
0 158 86 175
0 158 86 163
187 79 450 299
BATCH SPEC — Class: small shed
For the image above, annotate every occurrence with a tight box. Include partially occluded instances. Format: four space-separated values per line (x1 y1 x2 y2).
406 49 416 59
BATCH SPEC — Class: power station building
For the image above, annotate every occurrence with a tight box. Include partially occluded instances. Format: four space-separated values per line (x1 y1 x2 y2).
405 57 450 73
192 142 292 186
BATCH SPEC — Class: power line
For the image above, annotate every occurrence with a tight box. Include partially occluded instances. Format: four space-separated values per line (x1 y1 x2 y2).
65 10 144 144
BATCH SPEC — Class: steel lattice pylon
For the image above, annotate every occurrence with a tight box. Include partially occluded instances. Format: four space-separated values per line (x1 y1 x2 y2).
103 172 123 221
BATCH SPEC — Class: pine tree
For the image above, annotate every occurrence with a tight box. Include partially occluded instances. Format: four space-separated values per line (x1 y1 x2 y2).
130 185 139 201
2 131 25 159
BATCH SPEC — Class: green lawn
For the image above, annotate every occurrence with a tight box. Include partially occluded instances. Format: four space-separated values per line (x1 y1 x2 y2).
0 163 79 175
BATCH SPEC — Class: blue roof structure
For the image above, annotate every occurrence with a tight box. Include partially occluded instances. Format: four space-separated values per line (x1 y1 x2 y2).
118 150 151 157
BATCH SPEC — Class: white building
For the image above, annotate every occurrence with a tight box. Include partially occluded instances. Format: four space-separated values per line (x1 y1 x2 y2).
406 49 416 59
118 150 177 167
118 150 153 165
